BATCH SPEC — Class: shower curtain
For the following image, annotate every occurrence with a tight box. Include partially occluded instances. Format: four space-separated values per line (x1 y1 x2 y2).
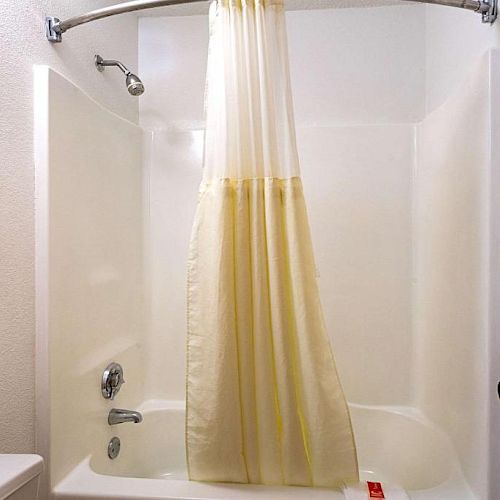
186 0 358 488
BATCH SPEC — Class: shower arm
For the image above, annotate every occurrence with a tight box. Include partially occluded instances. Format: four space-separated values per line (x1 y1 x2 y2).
45 0 497 42
95 56 131 76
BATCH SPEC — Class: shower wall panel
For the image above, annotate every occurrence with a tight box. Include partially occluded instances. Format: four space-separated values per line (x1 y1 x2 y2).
286 5 425 124
424 4 500 115
139 6 426 128
142 123 414 404
34 67 145 488
143 128 201 400
415 54 491 499
489 49 500 500
139 6 421 405
299 124 413 405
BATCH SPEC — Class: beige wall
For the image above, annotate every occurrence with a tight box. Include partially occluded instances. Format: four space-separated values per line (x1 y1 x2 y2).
0 0 138 454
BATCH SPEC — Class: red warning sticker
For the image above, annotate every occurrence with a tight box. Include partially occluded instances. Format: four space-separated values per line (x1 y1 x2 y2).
367 482 385 498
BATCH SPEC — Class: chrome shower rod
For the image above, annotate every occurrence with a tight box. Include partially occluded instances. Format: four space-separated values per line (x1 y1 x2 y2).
45 0 497 42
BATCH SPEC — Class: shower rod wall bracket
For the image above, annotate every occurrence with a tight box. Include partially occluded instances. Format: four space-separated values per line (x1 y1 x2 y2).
45 16 62 43
44 0 498 43
481 0 498 23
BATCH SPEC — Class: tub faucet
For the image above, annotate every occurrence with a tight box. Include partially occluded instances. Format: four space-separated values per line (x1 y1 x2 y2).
108 408 143 425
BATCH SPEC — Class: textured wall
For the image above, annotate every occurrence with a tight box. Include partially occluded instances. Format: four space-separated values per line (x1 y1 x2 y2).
0 0 138 453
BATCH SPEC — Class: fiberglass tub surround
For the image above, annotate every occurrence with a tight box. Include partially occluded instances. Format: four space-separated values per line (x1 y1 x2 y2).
34 2 499 500
77 401 470 498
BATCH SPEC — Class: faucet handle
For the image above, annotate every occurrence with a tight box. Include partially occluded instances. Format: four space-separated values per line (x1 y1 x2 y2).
102 362 125 400
109 370 125 400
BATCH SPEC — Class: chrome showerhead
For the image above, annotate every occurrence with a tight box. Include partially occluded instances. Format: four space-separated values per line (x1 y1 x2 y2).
95 54 145 97
125 73 145 96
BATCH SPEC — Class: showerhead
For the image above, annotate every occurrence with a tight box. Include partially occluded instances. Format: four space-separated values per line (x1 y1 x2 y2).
95 54 145 97
125 73 145 96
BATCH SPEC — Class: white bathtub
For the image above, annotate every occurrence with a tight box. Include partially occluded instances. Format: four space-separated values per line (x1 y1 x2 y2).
52 400 475 500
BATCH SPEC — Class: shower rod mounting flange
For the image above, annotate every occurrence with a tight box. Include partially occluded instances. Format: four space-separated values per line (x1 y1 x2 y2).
45 16 62 43
44 0 498 43
481 0 498 22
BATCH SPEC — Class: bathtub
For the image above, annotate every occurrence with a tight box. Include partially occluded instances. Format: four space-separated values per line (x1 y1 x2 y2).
52 400 475 500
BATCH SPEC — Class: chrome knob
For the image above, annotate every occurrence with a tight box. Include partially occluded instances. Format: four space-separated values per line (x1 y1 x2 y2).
101 362 125 400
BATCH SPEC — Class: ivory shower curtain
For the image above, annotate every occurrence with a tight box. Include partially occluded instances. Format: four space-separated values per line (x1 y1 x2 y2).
186 0 358 487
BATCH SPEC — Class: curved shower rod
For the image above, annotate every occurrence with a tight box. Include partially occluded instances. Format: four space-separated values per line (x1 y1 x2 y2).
45 0 497 43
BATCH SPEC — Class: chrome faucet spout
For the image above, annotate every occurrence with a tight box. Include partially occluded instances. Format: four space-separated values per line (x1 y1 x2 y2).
108 408 143 425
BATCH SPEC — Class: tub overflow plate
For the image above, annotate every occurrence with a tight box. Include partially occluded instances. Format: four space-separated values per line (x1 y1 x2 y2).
108 436 121 459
